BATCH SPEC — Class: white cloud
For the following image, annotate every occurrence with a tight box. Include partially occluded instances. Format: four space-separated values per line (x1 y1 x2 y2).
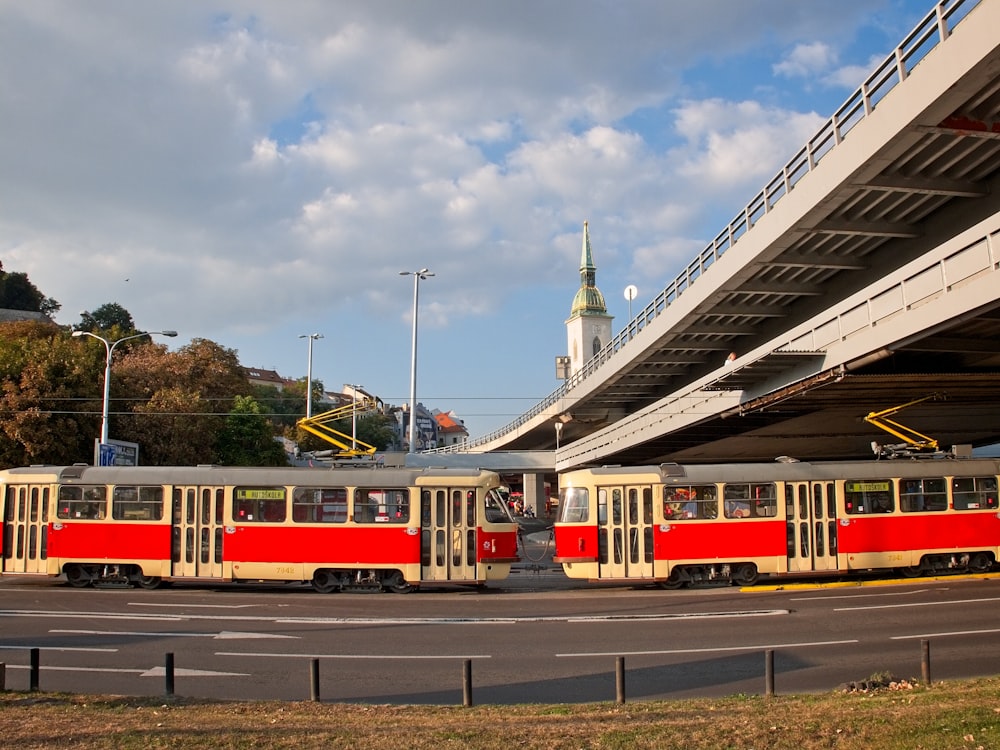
0 0 920 435
773 41 839 79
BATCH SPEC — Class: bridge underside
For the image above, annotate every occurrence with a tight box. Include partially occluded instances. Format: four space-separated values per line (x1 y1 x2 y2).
498 301 1000 466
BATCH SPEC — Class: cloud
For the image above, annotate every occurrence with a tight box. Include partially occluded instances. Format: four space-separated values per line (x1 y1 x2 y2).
0 1 917 434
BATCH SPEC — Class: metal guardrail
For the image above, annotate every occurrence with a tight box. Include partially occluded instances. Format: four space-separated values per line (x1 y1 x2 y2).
426 0 981 455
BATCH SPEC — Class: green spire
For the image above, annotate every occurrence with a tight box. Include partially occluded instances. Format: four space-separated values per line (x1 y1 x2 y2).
569 221 608 317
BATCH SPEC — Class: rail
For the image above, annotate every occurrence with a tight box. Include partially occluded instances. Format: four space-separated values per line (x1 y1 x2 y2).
423 0 981 455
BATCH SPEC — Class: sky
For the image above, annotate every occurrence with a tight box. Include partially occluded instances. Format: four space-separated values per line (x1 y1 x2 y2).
0 0 939 439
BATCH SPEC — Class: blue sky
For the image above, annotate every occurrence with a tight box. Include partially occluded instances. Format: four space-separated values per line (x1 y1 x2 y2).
0 1 939 439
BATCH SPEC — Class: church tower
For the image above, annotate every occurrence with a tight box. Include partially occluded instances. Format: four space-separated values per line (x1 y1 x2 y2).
566 221 613 376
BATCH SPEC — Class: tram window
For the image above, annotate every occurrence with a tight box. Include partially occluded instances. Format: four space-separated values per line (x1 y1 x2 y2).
4 486 14 521
612 489 623 525
112 486 164 520
900 478 947 512
56 485 106 519
452 490 462 527
826 483 836 517
215 489 224 525
558 487 589 523
201 488 212 525
435 491 445 528
421 490 432 527
628 489 639 525
723 483 776 518
354 488 409 524
485 489 514 523
643 488 653 524
663 484 716 520
233 486 287 523
292 487 347 523
784 485 794 518
29 487 38 522
951 477 998 510
466 490 476 527
844 480 894 515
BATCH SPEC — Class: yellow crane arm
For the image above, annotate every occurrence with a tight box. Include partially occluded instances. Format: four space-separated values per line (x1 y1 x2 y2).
296 397 379 456
863 393 944 456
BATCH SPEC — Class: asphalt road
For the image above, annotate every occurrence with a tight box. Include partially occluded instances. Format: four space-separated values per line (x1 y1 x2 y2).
3 565 1000 705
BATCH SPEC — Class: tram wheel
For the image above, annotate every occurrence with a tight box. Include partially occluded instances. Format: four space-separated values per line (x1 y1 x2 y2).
384 571 413 594
658 570 685 590
899 566 923 578
65 565 91 588
732 563 759 587
311 571 340 594
136 575 162 590
968 552 993 573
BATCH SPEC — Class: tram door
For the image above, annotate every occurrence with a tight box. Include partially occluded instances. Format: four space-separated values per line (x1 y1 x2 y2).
598 486 655 579
785 481 839 573
2 484 50 574
172 486 225 579
420 487 478 583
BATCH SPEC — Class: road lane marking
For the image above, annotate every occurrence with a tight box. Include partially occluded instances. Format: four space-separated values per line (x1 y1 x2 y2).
4 664 250 677
834 596 1000 612
0 645 117 652
557 639 858 658
892 628 1000 640
0 608 789 625
216 651 491 660
50 629 299 639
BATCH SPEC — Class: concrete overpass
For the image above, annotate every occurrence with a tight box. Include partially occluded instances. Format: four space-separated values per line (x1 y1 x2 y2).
419 0 1000 479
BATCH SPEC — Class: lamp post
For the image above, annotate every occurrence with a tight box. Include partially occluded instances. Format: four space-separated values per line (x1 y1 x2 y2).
299 333 324 419
399 268 434 452
72 329 178 445
347 384 364 451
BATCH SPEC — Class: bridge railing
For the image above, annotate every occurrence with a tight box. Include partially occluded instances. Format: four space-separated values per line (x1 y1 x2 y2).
427 0 981 455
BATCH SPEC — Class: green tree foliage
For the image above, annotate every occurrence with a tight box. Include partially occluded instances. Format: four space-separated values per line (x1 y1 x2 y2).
112 338 252 465
215 395 289 466
75 303 136 334
0 321 95 466
0 261 60 315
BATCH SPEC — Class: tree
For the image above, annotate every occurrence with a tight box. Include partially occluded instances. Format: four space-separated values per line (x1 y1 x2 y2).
0 321 95 467
112 338 254 465
75 303 136 334
0 261 60 315
215 395 289 466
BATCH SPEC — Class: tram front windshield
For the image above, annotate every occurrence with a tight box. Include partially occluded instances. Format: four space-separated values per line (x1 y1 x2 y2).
485 488 516 523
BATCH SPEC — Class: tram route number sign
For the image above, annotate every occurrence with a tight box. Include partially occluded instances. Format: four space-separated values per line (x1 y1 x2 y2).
95 438 140 467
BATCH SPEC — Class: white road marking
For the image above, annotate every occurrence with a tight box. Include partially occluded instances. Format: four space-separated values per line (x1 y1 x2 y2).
49 629 299 639
892 628 1000 640
557 639 858 658
3 664 250 677
834 596 1000 612
216 651 490 660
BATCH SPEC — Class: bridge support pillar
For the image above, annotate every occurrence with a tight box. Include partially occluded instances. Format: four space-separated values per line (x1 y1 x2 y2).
522 473 546 518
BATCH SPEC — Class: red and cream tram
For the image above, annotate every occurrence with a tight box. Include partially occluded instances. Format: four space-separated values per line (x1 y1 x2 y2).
1 465 519 592
553 459 1000 587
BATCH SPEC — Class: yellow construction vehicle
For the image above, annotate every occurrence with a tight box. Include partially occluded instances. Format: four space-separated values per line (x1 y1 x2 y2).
296 396 379 458
864 393 947 459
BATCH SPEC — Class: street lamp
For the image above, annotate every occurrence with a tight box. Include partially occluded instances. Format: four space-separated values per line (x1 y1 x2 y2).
72 329 178 445
298 333 324 419
347 384 364 450
399 268 434 452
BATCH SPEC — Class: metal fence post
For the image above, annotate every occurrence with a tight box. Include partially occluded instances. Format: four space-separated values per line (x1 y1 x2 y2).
165 652 175 697
765 649 775 696
462 659 473 707
29 648 39 692
921 639 931 686
310 659 321 702
616 656 626 704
